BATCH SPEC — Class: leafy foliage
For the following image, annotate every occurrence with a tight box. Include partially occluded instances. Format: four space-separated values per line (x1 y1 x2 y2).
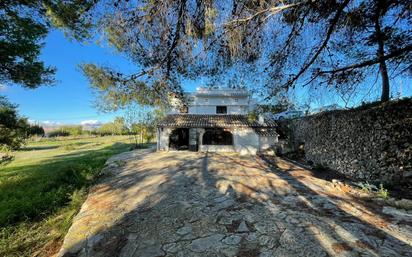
356 181 390 199
48 125 84 137
0 0 96 88
28 124 45 137
124 105 162 147
93 117 128 136
0 97 30 150
356 181 378 193
377 183 390 199
79 0 411 107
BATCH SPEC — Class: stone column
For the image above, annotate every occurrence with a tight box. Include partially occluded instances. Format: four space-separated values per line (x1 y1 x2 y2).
189 128 198 151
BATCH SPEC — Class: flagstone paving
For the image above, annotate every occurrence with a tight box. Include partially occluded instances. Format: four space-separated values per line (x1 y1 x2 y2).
57 149 412 257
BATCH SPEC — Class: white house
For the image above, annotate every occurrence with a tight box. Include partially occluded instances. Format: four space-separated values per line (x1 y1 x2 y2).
157 87 278 155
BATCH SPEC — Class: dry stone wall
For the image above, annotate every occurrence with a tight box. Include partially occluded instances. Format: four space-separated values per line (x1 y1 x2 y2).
278 98 412 184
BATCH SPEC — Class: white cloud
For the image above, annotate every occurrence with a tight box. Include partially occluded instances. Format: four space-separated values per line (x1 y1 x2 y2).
43 120 59 125
80 120 102 126
31 120 61 126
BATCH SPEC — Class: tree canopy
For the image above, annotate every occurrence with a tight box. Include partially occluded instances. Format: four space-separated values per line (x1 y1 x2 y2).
0 0 96 89
80 0 411 108
0 96 30 150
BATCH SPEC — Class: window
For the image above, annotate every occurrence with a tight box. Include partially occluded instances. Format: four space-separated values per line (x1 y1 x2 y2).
203 129 233 145
216 106 227 114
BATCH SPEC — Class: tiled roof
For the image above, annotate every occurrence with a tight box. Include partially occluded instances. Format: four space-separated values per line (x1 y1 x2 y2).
195 91 249 97
157 114 277 129
253 128 278 137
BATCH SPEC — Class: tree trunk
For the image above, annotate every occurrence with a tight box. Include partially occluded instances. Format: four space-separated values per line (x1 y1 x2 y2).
375 10 390 102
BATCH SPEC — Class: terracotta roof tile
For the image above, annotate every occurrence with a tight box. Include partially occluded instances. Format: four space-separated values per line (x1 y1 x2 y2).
157 114 277 129
253 128 278 136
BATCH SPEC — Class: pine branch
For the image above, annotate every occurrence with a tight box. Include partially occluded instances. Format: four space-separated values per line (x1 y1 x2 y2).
284 0 351 88
224 2 306 26
318 44 412 74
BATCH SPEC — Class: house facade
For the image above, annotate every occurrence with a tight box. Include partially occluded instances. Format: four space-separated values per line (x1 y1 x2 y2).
156 87 278 155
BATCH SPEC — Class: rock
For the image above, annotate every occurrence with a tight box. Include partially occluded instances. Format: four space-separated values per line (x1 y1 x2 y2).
218 216 234 225
222 234 242 245
219 246 239 257
386 197 397 205
134 241 164 257
87 233 104 247
373 197 386 203
162 242 181 253
260 250 275 257
254 223 267 234
382 206 412 219
278 229 327 257
246 233 258 241
403 170 412 178
190 234 224 252
285 216 299 225
259 235 270 246
215 199 236 210
332 179 341 184
237 221 249 232
214 196 231 203
242 210 257 223
176 226 192 236
395 199 412 210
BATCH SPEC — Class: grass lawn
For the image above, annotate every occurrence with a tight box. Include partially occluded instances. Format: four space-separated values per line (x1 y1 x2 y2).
0 136 147 257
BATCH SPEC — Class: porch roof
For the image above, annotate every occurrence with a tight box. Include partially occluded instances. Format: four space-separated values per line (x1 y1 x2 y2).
157 114 277 129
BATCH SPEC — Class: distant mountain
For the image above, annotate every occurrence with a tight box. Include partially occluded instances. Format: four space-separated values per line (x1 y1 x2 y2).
29 120 103 132
80 120 103 131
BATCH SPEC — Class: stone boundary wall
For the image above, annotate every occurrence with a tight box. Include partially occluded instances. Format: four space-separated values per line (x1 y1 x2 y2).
278 98 412 184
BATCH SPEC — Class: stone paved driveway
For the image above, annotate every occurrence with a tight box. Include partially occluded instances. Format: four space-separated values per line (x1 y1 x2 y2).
58 150 412 257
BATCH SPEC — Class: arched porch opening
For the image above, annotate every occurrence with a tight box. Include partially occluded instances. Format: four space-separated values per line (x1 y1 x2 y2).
202 129 233 145
169 128 189 150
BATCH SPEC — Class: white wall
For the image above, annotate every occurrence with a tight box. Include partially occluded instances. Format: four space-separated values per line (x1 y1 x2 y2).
167 87 255 114
232 128 260 155
189 105 247 114
188 95 250 114
191 96 249 106
198 127 260 155
157 127 172 151
259 135 278 151
158 127 277 155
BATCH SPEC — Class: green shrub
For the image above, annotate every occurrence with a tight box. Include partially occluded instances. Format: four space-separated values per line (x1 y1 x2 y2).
356 181 377 193
28 125 45 137
48 130 70 137
0 97 30 150
48 126 83 137
356 181 389 199
377 183 390 199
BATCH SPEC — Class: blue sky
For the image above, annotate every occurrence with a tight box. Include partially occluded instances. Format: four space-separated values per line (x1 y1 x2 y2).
1 30 198 126
2 30 129 125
